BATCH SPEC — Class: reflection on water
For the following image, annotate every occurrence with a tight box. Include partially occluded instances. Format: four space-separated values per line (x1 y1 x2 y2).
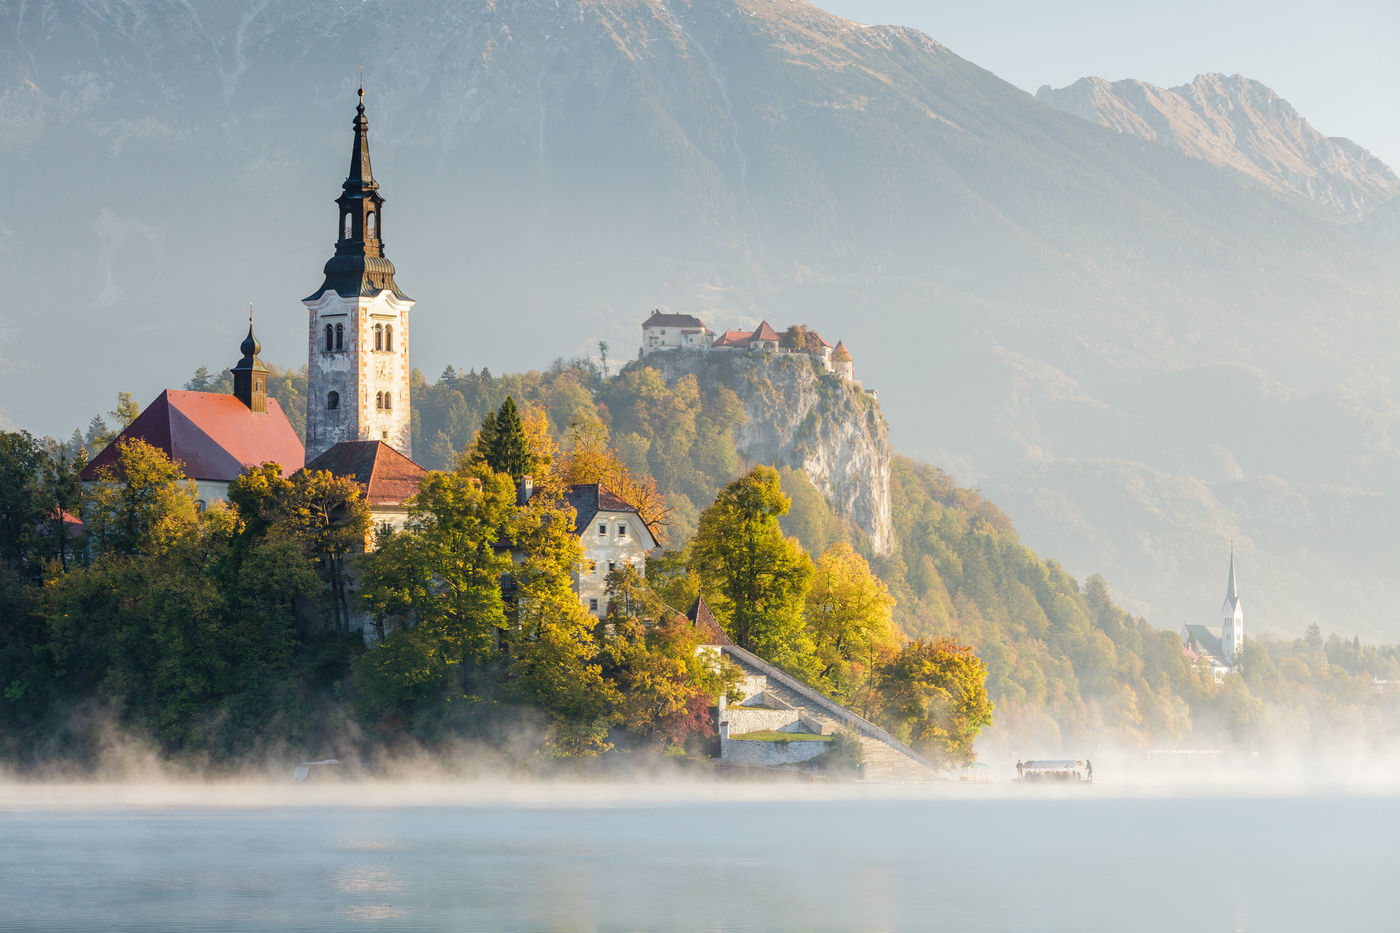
0 787 1396 931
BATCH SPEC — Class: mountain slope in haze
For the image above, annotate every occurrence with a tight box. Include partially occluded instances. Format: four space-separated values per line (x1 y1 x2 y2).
5 0 1400 640
1037 73 1400 220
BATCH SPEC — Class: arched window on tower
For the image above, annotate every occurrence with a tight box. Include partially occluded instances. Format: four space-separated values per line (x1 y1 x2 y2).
366 212 376 237
385 325 394 351
343 212 352 240
325 324 334 351
376 391 384 410
335 323 344 351
374 323 383 351
327 391 340 411
384 392 392 411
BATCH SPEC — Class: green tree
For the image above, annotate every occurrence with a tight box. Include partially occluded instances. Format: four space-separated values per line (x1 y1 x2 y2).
109 391 141 430
0 431 47 574
877 637 994 768
504 487 618 755
353 466 516 728
805 543 899 710
690 466 816 677
84 438 200 557
228 465 371 633
478 396 534 481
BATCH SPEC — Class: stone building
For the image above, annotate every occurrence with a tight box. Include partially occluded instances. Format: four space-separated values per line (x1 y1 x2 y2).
303 440 428 542
832 340 855 381
640 310 714 354
687 598 935 781
562 483 659 618
303 88 414 462
80 323 304 506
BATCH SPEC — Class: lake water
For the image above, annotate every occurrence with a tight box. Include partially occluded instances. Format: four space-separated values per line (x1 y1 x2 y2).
0 783 1395 932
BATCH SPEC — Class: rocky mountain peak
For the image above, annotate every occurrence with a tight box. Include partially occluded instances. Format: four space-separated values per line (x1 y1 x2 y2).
1036 73 1399 219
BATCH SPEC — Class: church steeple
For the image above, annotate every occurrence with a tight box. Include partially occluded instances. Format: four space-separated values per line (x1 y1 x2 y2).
302 86 416 462
1220 545 1244 665
304 87 410 303
231 307 269 414
1223 546 1240 614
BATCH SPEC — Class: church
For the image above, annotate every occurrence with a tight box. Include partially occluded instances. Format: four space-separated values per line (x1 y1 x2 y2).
87 88 658 639
1181 550 1246 676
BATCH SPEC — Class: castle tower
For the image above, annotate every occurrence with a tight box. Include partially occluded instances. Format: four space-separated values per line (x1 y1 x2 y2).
303 87 414 462
1221 547 1244 664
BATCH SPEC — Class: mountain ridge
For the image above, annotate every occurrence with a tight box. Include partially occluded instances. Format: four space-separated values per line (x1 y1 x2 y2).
1036 73 1399 219
5 0 1400 638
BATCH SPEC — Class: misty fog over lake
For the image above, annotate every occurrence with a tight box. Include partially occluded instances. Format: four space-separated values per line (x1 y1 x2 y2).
1 785 1395 932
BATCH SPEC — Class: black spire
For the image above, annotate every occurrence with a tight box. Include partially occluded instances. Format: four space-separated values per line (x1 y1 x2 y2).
304 87 410 302
232 306 270 413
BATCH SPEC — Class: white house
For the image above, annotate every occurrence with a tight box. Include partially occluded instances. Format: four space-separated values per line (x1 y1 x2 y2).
563 483 660 617
640 310 714 354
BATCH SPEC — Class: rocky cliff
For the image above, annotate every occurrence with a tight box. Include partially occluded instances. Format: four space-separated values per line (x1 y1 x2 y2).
1037 74 1399 219
641 350 892 555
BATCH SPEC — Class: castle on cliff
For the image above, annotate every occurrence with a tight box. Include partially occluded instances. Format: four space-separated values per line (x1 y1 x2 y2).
639 310 859 385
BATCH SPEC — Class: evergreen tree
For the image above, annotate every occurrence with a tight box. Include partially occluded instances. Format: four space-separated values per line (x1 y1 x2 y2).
185 366 214 391
482 396 533 481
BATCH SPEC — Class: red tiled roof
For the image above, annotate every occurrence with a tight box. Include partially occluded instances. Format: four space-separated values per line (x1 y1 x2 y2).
687 596 731 646
303 440 427 507
832 340 853 362
643 310 708 329
711 329 754 349
751 320 781 342
81 389 304 483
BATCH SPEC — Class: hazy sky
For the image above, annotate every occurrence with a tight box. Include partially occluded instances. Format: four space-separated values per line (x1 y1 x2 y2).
823 0 1400 170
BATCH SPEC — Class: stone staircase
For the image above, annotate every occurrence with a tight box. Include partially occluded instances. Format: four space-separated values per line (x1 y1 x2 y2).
720 645 938 783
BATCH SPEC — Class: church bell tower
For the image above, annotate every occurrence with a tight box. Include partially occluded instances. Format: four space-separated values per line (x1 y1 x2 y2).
303 87 414 461
1221 547 1244 665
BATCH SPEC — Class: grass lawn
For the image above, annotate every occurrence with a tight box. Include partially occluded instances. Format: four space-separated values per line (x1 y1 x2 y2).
728 730 832 742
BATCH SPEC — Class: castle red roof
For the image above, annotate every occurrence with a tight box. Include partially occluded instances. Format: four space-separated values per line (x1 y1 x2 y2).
751 320 781 343
832 340 853 362
711 329 754 349
303 441 427 507
81 389 304 483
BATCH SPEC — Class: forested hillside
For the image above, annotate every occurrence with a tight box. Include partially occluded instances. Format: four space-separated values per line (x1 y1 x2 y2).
341 362 1400 749
50 358 1400 758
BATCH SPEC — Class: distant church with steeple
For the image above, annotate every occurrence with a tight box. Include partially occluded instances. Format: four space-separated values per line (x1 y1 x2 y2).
1181 549 1246 676
303 86 415 463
